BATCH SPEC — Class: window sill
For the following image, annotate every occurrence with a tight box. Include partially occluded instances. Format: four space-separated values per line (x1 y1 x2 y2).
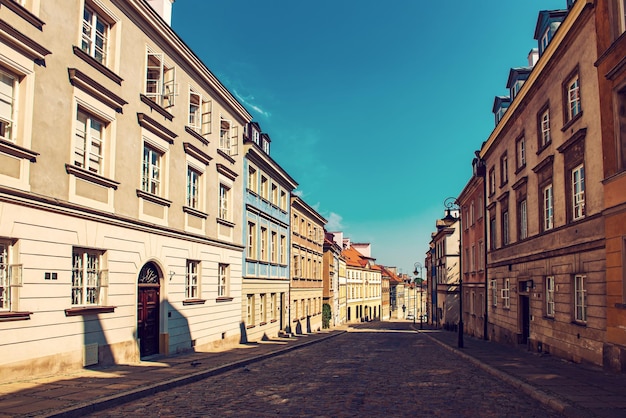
184 126 209 145
183 206 208 219
65 306 116 316
0 138 39 162
270 319 278 323
259 321 267 326
72 46 123 85
0 0 44 29
217 149 236 164
216 296 234 302
246 324 256 329
137 189 172 207
140 94 174 121
66 164 119 189
561 111 583 132
571 320 587 327
0 311 33 321
182 298 206 306
216 217 235 228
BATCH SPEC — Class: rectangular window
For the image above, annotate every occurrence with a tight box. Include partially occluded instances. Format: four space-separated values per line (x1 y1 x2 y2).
502 278 510 308
566 74 581 121
142 144 162 195
81 4 109 65
218 263 229 297
248 166 257 193
260 293 266 323
489 168 496 195
478 240 484 271
247 222 256 259
260 227 268 261
188 90 201 133
540 108 551 147
516 136 526 168
502 210 509 246
572 164 585 220
574 274 586 322
219 118 238 155
519 199 528 240
247 294 254 325
218 183 230 221
185 260 199 299
270 293 277 321
186 166 200 209
490 216 497 250
75 109 104 174
271 231 277 263
500 154 508 185
72 249 105 306
491 279 497 307
0 69 17 141
0 242 11 310
271 183 278 205
280 190 287 210
543 184 554 230
280 235 286 264
470 245 476 272
261 176 268 200
145 51 176 107
546 276 555 317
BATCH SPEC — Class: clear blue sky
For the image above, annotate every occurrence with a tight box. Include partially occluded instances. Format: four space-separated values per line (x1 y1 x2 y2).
172 0 566 275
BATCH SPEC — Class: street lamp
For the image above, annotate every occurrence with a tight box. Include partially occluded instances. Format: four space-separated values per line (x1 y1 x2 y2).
413 262 424 330
444 196 463 349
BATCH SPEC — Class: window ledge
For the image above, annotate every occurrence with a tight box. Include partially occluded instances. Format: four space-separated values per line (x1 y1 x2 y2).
246 324 256 329
139 94 174 121
65 306 116 316
561 111 583 132
0 311 32 321
0 0 45 30
0 138 39 161
72 46 123 85
270 319 278 323
136 189 172 207
216 296 234 302
183 206 208 219
571 320 587 327
182 298 206 306
184 126 209 145
216 217 235 228
217 149 236 164
66 164 119 189
259 321 267 326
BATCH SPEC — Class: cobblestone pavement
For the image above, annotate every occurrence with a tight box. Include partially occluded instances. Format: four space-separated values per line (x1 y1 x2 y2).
85 322 565 418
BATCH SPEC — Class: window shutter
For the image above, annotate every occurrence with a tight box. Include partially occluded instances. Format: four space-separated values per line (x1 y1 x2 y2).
10 264 23 286
201 99 212 135
230 125 238 155
163 66 177 107
146 52 164 99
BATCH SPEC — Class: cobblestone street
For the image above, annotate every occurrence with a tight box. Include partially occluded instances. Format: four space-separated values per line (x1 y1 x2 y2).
86 322 564 417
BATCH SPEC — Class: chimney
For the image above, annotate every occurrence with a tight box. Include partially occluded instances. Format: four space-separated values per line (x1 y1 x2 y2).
146 0 174 26
528 48 539 67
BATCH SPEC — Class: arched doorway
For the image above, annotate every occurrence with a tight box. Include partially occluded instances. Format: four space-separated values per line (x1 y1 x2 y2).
138 262 161 357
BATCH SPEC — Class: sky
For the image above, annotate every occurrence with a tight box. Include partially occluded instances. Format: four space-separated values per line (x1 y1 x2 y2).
171 0 566 276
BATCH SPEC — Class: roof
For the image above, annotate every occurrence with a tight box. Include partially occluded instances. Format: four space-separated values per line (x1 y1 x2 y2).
341 245 369 268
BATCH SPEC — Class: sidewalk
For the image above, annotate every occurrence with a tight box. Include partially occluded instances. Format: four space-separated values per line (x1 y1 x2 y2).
0 329 346 418
418 325 626 418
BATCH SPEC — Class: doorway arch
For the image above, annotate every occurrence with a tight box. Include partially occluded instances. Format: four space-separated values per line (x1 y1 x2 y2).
137 262 161 357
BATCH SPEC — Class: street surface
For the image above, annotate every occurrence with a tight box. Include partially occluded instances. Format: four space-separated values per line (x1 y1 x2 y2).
86 322 564 417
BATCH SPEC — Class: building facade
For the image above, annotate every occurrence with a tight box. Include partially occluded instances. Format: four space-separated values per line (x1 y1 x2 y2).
290 195 326 333
341 243 382 322
430 213 460 330
481 0 606 365
242 123 297 341
323 231 344 327
0 0 252 381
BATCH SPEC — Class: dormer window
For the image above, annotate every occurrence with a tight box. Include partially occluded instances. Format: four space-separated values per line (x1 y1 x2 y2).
511 80 524 99
540 28 550 54
253 130 260 145
262 139 270 154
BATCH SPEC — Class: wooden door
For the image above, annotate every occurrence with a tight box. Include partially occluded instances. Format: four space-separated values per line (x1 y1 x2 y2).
138 262 160 357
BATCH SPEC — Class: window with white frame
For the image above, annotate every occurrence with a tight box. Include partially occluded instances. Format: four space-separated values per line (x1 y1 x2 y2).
540 108 551 147
270 293 276 321
72 248 106 306
470 245 476 272
0 241 19 311
218 263 228 297
502 278 510 308
260 293 266 323
572 164 585 220
74 109 105 174
142 144 162 195
491 279 497 307
246 294 254 325
544 184 554 230
218 183 230 221
574 274 586 322
145 51 176 107
260 227 267 261
0 69 17 142
502 210 509 246
516 136 526 168
500 153 508 185
489 168 496 195
293 254 300 277
219 118 238 155
280 190 287 211
271 183 278 206
540 28 549 53
260 175 268 200
247 222 256 259
519 199 528 240
186 166 200 209
248 166 257 193
566 74 581 121
185 260 199 299
271 231 277 263
81 4 109 65
280 235 286 264
546 276 555 317
188 89 201 133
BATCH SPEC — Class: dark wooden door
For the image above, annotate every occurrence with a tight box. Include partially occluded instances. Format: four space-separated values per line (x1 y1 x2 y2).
520 295 530 345
138 286 159 357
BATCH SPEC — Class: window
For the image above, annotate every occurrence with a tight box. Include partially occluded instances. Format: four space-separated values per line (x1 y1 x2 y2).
489 168 496 195
219 118 238 155
519 199 528 240
74 109 104 174
618 88 626 172
188 90 201 133
540 28 550 54
260 227 267 261
574 274 586 322
470 245 476 272
271 184 278 205
540 108 551 148
502 279 510 308
271 231 277 263
247 222 256 259
566 74 581 121
260 293 266 323
543 184 554 231
572 164 585 220
478 240 484 271
185 260 199 299
81 4 109 65
280 190 287 211
620 0 626 34
470 201 475 225
280 235 286 265
293 254 300 277
0 69 17 141
546 276 555 317
218 263 229 297
0 242 9 310
145 51 176 107
491 279 497 307
500 153 508 185
218 183 230 221
502 210 509 246
72 249 105 306
248 166 257 193
247 294 254 325
516 136 526 169
142 144 162 195
261 176 268 200
186 166 200 209
270 293 277 321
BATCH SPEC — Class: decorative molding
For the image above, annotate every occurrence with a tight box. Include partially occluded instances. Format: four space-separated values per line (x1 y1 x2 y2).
140 94 174 121
183 142 212 165
137 113 177 143
0 138 38 161
184 126 208 145
0 311 32 321
0 19 49 61
68 68 127 113
0 0 44 30
65 164 119 189
72 46 123 85
183 205 208 219
136 189 172 207
216 163 238 180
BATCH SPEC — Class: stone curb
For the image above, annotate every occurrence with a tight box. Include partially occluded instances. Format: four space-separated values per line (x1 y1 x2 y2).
39 330 346 418
418 329 588 418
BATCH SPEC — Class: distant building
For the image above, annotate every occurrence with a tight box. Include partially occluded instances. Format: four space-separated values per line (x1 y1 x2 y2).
340 242 382 322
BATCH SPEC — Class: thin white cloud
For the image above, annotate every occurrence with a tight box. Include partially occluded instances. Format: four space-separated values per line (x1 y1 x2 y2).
234 90 271 119
325 212 343 231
